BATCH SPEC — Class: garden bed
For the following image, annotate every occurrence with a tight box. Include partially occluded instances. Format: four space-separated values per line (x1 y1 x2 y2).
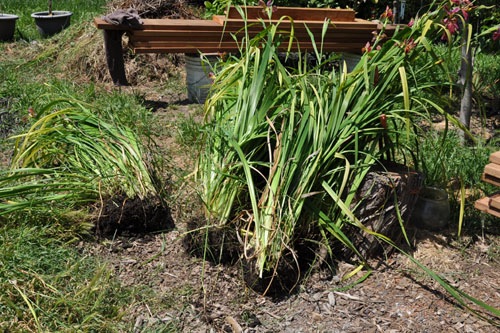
80 102 500 332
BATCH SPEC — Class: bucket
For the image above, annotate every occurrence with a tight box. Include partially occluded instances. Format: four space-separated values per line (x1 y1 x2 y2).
185 53 219 104
342 53 362 72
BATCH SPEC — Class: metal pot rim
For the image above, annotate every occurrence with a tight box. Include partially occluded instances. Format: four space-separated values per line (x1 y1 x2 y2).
31 11 73 19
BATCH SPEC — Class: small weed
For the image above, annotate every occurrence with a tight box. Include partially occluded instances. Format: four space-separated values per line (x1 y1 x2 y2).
486 243 500 263
176 114 203 147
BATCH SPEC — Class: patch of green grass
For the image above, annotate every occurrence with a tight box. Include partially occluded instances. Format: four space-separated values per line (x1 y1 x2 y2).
0 222 132 332
410 129 498 233
412 44 499 109
474 51 500 102
0 0 145 150
176 114 204 147
0 3 176 329
1 0 108 41
414 130 493 189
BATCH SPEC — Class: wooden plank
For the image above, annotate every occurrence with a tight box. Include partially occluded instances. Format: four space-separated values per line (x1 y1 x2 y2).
490 207 500 218
129 31 231 43
95 17 224 31
475 196 490 211
129 38 366 46
490 151 500 165
129 41 364 54
130 28 373 37
94 17 132 30
127 25 372 35
127 25 373 36
130 41 359 52
130 40 358 47
226 6 356 22
212 15 377 29
131 40 365 48
130 30 244 37
131 46 365 53
485 163 500 179
96 16 386 35
139 19 223 30
128 31 370 44
490 194 500 211
475 196 500 218
132 46 233 53
138 19 220 30
482 173 500 187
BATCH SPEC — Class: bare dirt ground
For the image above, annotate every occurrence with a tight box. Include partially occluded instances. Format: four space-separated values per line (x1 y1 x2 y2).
79 87 500 332
83 229 500 332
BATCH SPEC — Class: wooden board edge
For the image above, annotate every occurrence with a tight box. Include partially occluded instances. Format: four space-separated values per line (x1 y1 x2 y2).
482 173 500 187
485 163 500 179
490 151 500 165
475 197 500 218
489 193 500 210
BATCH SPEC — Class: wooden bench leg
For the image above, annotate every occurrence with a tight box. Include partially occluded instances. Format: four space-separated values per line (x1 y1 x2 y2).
103 30 129 86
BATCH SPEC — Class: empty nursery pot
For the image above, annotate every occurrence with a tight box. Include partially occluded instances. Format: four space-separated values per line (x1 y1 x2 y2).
411 186 450 230
31 11 72 37
0 14 19 41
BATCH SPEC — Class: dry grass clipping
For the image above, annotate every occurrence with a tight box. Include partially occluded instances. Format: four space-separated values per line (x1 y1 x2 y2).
56 0 198 85
106 0 203 19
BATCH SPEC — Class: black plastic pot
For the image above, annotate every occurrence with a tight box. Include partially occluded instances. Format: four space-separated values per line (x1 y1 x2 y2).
411 186 450 231
0 14 19 41
31 11 72 37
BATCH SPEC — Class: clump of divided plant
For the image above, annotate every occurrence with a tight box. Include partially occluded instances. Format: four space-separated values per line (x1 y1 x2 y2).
196 0 500 319
1 95 172 235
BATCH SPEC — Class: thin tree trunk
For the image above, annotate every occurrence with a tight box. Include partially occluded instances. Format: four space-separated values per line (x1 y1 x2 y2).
459 39 473 144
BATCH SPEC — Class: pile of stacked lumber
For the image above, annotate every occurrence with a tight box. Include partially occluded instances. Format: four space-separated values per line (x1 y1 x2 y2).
475 151 500 218
95 6 385 54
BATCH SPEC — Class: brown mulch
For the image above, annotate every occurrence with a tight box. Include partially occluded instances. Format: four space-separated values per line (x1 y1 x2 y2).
81 221 500 332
